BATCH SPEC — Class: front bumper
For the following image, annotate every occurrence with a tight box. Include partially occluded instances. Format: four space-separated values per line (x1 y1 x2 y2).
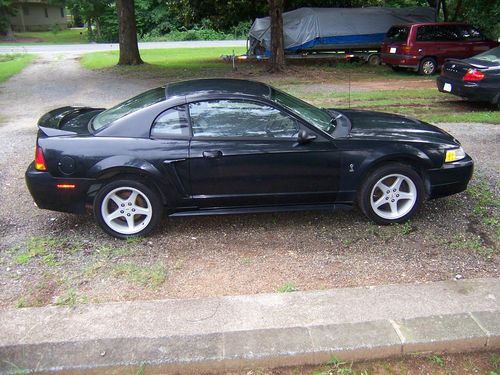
426 156 474 199
437 76 499 104
25 162 95 214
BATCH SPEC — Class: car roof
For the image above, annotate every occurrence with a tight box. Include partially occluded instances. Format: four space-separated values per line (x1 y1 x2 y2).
165 79 272 99
391 22 471 27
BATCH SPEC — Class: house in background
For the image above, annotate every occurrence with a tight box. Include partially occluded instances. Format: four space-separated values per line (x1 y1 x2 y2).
9 0 67 32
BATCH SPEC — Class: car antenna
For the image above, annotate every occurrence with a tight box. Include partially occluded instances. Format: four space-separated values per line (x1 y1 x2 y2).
348 69 351 109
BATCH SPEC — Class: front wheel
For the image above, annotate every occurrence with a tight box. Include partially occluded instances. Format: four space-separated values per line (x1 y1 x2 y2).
94 179 163 239
358 164 424 225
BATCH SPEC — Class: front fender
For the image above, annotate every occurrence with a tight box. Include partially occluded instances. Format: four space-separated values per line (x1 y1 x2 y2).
340 142 438 194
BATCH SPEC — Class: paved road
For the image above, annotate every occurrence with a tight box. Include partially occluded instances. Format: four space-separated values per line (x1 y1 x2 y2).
0 39 246 55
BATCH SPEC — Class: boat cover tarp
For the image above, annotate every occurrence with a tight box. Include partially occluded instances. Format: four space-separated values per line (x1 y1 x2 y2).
249 7 435 52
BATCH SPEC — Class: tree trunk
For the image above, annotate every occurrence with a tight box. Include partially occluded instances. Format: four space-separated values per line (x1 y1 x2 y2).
452 0 463 21
87 17 92 37
117 0 143 66
95 18 101 39
268 0 285 73
441 0 448 21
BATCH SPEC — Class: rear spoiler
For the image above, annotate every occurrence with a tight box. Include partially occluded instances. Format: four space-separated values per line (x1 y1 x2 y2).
37 106 103 137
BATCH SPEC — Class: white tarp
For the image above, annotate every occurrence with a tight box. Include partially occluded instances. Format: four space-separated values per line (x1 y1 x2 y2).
249 7 435 52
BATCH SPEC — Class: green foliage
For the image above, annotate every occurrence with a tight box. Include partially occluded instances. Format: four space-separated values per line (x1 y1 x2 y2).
0 0 16 35
113 262 166 288
427 354 446 367
55 288 87 307
50 23 61 35
277 281 298 293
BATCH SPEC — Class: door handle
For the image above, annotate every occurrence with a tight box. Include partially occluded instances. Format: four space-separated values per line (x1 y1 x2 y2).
202 150 223 158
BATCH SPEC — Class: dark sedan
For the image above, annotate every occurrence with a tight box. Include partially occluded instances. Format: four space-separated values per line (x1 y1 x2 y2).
26 79 473 238
437 46 500 107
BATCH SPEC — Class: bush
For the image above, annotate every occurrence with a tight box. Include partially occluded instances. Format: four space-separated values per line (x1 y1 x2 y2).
50 23 61 35
139 19 251 42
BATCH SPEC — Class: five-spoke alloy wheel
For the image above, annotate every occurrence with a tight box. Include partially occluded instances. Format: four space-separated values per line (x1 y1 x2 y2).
94 179 162 239
359 164 424 224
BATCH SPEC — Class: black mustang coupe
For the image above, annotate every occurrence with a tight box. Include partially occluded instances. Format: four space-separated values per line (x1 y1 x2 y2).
26 79 473 238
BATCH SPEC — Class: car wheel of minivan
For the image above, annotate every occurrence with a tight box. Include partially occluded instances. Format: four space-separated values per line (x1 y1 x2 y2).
419 57 437 75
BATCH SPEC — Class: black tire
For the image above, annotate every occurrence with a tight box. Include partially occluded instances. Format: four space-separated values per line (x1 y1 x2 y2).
368 54 380 66
418 57 437 75
358 163 425 225
93 179 163 239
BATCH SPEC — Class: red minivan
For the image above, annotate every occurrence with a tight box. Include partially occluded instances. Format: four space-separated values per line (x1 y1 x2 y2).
381 23 499 75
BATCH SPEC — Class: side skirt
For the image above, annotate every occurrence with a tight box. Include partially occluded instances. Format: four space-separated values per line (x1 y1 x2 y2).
168 203 352 217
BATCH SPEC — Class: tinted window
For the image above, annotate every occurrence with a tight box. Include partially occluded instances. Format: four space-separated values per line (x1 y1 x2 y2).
385 26 409 42
151 106 189 138
92 87 165 131
458 26 483 41
189 100 299 138
416 25 460 41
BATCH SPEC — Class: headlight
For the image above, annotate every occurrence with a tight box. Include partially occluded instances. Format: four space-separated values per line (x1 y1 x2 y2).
445 147 466 163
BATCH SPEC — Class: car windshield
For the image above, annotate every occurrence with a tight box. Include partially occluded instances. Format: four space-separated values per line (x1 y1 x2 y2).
271 89 332 133
472 47 500 63
91 87 166 131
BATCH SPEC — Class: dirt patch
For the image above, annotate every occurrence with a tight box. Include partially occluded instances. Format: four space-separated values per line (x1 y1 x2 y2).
237 351 500 375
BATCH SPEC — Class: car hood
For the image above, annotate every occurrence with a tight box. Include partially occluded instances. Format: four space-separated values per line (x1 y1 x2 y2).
338 109 456 144
38 106 104 136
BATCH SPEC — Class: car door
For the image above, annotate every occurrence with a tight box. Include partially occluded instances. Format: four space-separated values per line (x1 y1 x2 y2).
148 106 192 207
187 99 341 208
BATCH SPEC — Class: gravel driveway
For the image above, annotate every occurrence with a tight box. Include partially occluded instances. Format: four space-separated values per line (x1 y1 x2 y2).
0 55 498 308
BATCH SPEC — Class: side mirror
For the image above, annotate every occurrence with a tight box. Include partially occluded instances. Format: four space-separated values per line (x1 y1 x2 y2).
297 129 317 144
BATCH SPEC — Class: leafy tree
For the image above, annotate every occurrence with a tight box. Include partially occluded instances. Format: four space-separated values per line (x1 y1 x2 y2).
0 0 16 37
65 0 112 39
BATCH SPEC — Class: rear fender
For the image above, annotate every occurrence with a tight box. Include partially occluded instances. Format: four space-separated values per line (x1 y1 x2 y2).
87 156 184 205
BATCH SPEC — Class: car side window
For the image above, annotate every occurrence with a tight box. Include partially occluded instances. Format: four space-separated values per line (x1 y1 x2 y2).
151 106 190 138
459 26 483 41
416 25 459 42
416 26 434 41
188 100 299 139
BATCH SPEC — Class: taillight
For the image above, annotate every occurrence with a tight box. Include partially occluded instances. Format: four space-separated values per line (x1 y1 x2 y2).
35 147 47 171
402 44 411 54
463 69 485 81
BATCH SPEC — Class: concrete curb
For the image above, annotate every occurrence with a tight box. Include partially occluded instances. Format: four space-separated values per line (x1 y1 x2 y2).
1 278 499 374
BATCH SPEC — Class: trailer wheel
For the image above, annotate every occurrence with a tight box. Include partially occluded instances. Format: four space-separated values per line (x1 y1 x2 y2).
368 54 380 66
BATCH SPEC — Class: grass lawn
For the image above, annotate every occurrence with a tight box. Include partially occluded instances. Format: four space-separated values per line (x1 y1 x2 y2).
81 48 499 124
6 28 88 44
0 54 36 84
81 47 247 71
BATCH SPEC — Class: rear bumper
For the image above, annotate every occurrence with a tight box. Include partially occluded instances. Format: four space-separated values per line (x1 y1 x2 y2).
381 53 420 69
25 162 95 214
437 76 500 104
426 156 474 199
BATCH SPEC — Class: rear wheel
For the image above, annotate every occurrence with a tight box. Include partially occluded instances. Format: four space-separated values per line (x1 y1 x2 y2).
94 179 163 239
418 57 437 75
358 164 424 225
368 54 380 66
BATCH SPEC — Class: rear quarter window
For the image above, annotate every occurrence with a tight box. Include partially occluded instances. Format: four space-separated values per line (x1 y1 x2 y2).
385 26 409 42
